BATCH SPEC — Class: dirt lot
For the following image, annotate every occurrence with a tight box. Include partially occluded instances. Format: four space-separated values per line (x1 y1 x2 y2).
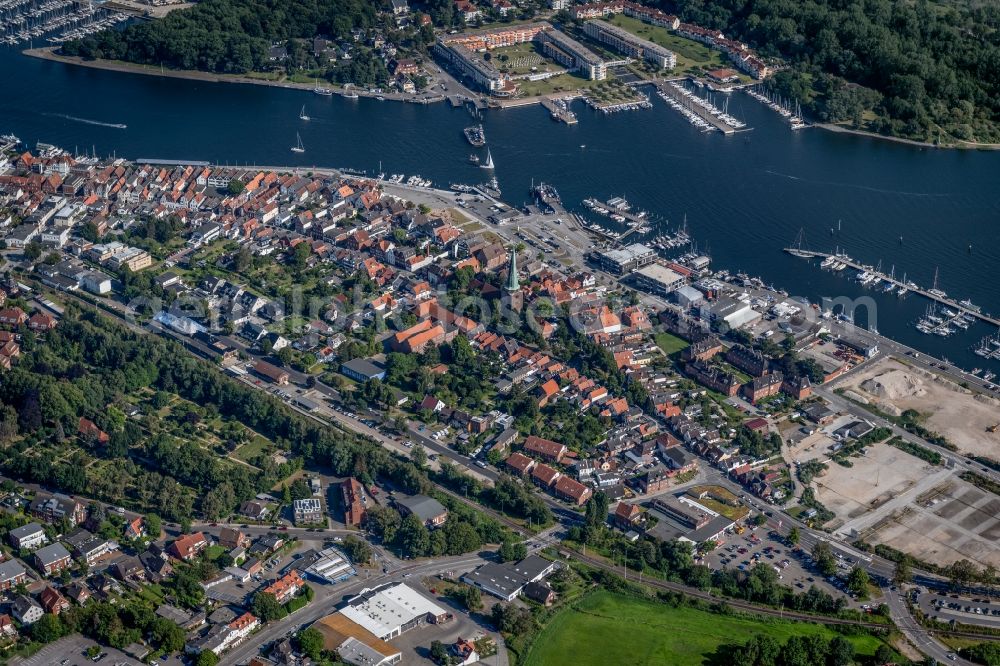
838 356 1000 457
812 441 937 529
863 477 1000 570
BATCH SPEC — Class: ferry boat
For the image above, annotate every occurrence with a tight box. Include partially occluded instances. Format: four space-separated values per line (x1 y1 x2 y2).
532 182 561 206
464 124 486 147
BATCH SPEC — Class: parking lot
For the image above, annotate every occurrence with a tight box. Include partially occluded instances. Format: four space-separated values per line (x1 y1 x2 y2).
918 591 1000 628
11 635 142 666
700 527 873 609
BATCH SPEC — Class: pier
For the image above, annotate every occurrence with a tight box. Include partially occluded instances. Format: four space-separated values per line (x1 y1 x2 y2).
784 248 1000 328
656 82 739 135
539 96 578 124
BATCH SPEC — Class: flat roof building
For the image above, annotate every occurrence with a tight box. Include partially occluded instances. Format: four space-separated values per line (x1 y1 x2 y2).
461 554 558 601
339 582 449 640
633 264 687 296
596 243 656 274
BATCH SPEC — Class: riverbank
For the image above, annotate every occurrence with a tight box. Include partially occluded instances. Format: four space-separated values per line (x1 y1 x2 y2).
22 47 448 104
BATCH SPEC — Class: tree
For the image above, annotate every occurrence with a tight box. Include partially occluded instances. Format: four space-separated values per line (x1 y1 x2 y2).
893 557 913 585
826 635 854 666
396 513 430 558
297 627 325 661
787 526 800 546
31 613 65 643
429 640 451 665
584 491 609 528
145 514 162 539
411 443 427 468
948 559 978 589
341 535 373 565
874 644 896 664
498 539 527 563
196 651 219 666
251 592 286 622
847 565 869 596
812 542 837 577
227 179 245 195
23 240 42 261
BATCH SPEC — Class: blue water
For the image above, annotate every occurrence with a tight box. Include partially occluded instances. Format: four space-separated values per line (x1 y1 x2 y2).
2 45 999 370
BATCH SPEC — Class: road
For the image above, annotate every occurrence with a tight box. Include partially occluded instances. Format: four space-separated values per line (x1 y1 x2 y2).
885 586 970 665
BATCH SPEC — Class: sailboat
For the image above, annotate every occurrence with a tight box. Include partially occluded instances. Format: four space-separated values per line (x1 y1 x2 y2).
480 148 494 169
299 105 310 121
312 78 333 96
291 133 305 153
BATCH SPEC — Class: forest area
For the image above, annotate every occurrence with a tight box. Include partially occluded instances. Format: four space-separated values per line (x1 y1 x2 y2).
660 0 1000 142
59 0 393 84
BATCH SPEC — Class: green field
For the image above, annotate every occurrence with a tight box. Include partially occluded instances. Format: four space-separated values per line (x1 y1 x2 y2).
655 332 690 355
522 592 888 666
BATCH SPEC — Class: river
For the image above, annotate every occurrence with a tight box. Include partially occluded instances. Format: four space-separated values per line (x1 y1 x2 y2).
2 45 999 372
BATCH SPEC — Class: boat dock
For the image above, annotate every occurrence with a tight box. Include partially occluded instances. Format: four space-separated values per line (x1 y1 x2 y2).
656 82 740 135
540 97 578 124
784 248 1000 328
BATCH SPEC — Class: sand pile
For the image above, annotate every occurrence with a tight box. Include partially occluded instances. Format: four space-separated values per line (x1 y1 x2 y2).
861 369 927 400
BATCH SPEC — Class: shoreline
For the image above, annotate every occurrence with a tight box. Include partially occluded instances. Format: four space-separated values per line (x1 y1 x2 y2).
22 47 1000 150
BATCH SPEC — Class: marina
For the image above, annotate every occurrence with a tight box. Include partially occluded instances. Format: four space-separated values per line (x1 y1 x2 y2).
1 0 128 46
655 81 749 135
784 247 1000 328
745 85 808 129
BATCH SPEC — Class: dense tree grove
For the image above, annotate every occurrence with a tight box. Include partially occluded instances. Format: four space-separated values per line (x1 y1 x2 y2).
660 0 1000 141
61 0 380 75
720 632 858 666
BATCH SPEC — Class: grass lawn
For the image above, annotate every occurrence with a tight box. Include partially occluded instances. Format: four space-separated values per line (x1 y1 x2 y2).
655 332 690 355
606 14 746 79
204 545 227 561
522 591 889 666
233 435 274 464
515 72 609 97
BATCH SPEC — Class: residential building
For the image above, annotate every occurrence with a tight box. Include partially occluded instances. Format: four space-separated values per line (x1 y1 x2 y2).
538 29 607 80
63 528 117 565
342 478 367 527
34 542 72 576
29 492 86 526
742 372 784 404
523 435 567 463
39 586 70 614
219 527 248 550
12 595 43 625
169 532 208 561
8 522 47 551
0 560 27 591
554 476 592 505
263 570 304 604
583 19 676 68
293 498 323 525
